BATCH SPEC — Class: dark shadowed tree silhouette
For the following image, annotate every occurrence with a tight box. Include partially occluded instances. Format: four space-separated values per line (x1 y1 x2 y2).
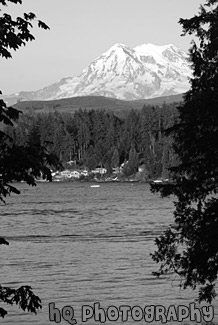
151 0 218 303
0 0 58 318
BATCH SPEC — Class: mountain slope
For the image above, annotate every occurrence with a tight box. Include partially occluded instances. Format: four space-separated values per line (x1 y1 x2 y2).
52 43 191 101
2 43 192 105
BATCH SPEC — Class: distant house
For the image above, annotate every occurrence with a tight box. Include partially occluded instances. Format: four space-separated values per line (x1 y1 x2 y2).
60 170 71 177
59 170 80 179
91 167 107 175
70 170 80 179
81 170 89 177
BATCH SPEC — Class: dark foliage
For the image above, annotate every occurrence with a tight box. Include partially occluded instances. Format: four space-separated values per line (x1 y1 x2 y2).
151 0 218 303
0 0 49 59
0 283 42 318
0 0 58 319
5 104 179 179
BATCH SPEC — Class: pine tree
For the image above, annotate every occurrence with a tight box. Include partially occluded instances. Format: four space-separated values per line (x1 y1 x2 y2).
123 143 139 176
151 0 218 303
111 147 119 168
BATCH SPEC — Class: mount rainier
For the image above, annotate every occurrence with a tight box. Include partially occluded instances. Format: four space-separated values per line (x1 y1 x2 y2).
4 43 192 103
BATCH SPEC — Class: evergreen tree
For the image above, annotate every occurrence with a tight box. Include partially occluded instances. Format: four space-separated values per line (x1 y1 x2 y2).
94 140 109 168
111 147 119 168
27 118 41 147
84 145 99 171
151 0 218 303
123 143 139 176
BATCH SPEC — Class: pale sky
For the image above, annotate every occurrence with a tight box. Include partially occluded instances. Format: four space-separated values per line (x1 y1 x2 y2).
0 0 205 94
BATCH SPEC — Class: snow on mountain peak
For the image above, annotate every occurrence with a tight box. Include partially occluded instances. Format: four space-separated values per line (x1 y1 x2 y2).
134 43 179 53
52 42 192 100
102 43 136 61
107 43 128 50
5 42 192 103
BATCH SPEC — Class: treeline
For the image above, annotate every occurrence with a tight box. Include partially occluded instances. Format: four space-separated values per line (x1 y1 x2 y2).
4 103 179 180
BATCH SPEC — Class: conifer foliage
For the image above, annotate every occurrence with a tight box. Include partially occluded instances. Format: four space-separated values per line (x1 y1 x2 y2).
151 0 218 303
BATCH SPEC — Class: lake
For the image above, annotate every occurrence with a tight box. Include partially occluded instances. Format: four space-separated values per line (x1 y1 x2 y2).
0 182 217 324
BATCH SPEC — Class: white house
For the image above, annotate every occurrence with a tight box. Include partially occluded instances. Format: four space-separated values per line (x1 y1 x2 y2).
91 167 107 175
70 170 80 179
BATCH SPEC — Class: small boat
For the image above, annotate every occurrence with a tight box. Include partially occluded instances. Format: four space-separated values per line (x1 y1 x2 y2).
90 184 100 188
150 178 176 186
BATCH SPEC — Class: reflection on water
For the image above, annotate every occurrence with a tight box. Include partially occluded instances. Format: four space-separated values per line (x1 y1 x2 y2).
0 182 217 324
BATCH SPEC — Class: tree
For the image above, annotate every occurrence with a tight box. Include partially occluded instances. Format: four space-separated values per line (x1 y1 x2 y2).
123 143 139 176
151 0 218 303
0 0 54 201
111 147 119 168
0 0 54 318
84 145 99 170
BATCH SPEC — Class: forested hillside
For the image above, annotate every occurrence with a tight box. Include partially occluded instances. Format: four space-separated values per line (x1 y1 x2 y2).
12 94 184 115
5 103 179 180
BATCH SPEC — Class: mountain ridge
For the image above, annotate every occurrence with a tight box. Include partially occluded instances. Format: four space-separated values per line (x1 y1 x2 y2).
13 93 184 118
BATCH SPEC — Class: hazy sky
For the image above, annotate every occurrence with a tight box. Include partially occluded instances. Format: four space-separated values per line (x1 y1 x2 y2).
0 0 205 94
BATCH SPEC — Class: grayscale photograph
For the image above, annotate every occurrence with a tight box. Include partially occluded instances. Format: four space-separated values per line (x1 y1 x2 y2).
0 0 217 324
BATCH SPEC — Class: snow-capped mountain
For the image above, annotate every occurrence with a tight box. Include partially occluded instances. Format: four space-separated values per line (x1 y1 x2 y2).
53 43 191 101
3 43 192 104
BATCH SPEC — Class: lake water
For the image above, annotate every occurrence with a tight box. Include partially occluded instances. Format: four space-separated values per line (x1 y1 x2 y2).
0 182 217 325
